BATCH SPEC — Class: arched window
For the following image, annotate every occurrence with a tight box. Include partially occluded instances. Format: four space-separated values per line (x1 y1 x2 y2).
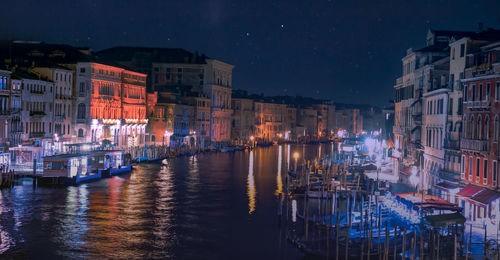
77 103 86 119
463 116 467 138
78 129 84 137
485 116 490 140
477 116 482 139
495 116 499 141
470 116 474 139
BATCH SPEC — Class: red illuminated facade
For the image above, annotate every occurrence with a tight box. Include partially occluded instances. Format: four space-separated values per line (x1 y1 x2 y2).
461 42 500 189
74 62 147 154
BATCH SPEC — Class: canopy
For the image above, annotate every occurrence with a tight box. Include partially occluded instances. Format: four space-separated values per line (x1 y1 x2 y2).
457 184 483 197
469 189 500 205
424 212 466 228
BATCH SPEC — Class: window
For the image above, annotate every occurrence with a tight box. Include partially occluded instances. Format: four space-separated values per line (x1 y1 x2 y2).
486 83 491 100
460 43 465 57
470 116 475 139
80 68 86 73
452 47 455 60
448 98 453 115
463 116 467 137
78 129 84 137
496 82 500 101
472 85 476 101
464 85 468 101
476 158 480 181
469 157 473 181
478 116 482 139
479 84 483 100
77 103 86 119
495 116 500 141
461 155 465 178
485 116 490 140
494 161 498 187
484 160 488 185
79 82 85 94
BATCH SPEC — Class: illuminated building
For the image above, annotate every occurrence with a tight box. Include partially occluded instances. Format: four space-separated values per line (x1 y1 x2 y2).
461 41 500 189
334 109 362 136
9 77 22 146
420 56 450 190
32 66 74 153
393 29 473 182
231 97 255 144
0 69 11 152
254 101 286 142
96 47 234 144
13 69 54 153
73 62 148 155
312 102 335 138
297 107 318 141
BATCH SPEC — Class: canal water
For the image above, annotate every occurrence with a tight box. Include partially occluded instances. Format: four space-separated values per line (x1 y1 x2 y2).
0 144 335 259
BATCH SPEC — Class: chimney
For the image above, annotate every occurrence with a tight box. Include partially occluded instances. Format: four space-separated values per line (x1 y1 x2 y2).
478 22 484 32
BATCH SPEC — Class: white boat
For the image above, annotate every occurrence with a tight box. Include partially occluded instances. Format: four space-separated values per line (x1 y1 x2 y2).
162 159 168 165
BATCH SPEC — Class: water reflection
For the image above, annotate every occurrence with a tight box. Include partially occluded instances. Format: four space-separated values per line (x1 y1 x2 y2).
275 145 283 196
286 144 290 171
0 146 309 259
247 150 256 214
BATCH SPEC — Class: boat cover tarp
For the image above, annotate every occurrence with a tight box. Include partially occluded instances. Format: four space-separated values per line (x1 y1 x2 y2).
424 212 466 228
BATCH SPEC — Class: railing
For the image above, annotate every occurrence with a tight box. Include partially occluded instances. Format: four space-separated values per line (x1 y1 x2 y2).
396 77 403 85
30 111 46 116
30 90 44 94
76 119 86 124
444 140 460 150
466 100 490 109
460 138 488 152
439 169 461 182
30 132 46 138
55 115 65 122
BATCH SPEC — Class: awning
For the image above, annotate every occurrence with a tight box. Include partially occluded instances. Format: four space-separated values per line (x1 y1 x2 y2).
434 182 459 192
424 212 466 228
457 184 484 197
400 167 412 175
469 189 500 205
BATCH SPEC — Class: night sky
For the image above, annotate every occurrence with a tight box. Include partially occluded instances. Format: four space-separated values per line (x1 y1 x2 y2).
2 0 500 107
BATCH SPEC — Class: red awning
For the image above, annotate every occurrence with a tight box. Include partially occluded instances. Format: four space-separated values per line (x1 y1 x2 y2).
457 184 484 198
400 167 412 175
469 189 500 205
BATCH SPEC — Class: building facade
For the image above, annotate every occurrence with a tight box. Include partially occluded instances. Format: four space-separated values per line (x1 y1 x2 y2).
74 62 148 156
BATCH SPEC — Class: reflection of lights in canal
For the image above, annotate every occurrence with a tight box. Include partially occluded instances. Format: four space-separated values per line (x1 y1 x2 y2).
275 146 283 196
248 151 256 214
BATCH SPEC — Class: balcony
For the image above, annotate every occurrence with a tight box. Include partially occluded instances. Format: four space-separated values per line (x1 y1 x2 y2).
439 169 461 183
30 111 46 117
466 100 490 109
30 132 45 138
443 140 460 150
55 115 65 122
460 138 488 152
30 90 44 95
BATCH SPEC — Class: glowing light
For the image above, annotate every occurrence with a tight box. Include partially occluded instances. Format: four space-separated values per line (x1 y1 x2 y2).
250 136 254 141
292 200 297 222
293 152 299 160
275 145 283 196
247 151 256 214
92 119 99 126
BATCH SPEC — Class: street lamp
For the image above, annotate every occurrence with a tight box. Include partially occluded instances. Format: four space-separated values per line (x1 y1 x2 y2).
293 152 299 172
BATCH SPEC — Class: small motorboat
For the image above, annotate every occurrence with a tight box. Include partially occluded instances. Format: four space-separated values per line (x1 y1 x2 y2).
162 159 168 165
